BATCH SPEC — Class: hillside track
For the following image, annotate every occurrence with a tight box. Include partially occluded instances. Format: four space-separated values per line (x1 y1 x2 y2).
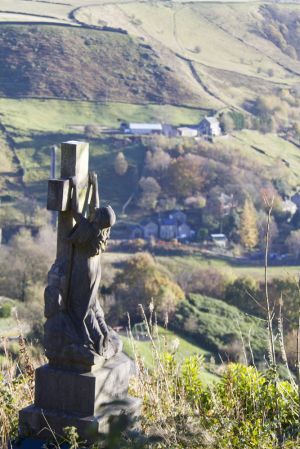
69 6 128 33
168 3 281 113
175 53 230 108
171 5 238 110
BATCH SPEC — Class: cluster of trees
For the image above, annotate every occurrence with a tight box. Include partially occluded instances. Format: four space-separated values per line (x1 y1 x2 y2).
109 252 184 324
0 226 56 337
0 198 52 229
114 151 128 175
1 223 299 367
126 134 298 252
111 105 300 248
101 247 300 367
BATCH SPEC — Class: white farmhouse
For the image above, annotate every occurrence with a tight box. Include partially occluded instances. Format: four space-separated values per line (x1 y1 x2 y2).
198 116 221 137
177 127 198 137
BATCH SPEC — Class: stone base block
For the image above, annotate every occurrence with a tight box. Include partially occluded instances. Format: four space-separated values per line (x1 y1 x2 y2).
35 353 131 416
19 397 141 446
19 353 140 446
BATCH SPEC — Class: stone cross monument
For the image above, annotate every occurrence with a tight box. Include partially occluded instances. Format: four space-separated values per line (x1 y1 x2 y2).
19 141 140 446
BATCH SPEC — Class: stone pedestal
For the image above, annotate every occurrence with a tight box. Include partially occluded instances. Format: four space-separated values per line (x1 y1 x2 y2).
19 353 140 445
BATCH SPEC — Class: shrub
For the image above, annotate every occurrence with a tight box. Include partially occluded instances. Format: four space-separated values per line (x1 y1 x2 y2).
176 267 228 299
84 124 99 138
224 276 262 316
229 111 246 130
1 314 299 449
112 252 184 322
0 338 34 448
0 304 12 318
128 312 299 449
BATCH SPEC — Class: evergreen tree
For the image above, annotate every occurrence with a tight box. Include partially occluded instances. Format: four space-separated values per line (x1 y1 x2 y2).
114 152 128 175
239 199 258 250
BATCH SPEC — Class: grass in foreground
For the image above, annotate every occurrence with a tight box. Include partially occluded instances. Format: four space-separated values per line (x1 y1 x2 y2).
0 315 299 449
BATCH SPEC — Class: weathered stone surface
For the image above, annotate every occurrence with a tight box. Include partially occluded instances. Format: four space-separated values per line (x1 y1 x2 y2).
19 141 140 443
44 141 121 365
19 397 141 445
35 353 131 416
18 141 139 445
47 178 71 211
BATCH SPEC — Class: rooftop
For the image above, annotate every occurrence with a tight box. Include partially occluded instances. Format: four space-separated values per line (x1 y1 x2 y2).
202 116 220 126
129 123 163 131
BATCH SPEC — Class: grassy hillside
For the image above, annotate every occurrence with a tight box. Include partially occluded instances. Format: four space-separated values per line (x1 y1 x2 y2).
174 293 267 361
0 2 300 235
0 25 204 105
2 2 300 111
74 1 300 111
0 99 207 134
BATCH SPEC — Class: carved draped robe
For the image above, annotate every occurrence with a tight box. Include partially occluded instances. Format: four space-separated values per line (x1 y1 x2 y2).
67 214 108 355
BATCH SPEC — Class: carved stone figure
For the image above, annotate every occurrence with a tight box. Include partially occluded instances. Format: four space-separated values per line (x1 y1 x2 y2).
19 141 140 445
44 171 121 366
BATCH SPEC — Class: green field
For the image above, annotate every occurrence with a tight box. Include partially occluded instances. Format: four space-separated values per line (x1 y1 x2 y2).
215 130 300 188
104 251 300 285
156 253 300 281
0 98 207 134
2 97 300 210
0 98 207 209
121 325 218 383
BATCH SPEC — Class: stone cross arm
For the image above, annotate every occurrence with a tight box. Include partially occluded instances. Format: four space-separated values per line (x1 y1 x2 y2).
47 141 90 259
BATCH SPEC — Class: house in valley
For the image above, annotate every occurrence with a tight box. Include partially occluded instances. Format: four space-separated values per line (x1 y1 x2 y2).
198 116 221 137
159 218 178 240
162 124 178 137
178 222 193 239
131 210 194 241
141 220 159 239
131 219 158 239
211 233 228 248
177 127 198 138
